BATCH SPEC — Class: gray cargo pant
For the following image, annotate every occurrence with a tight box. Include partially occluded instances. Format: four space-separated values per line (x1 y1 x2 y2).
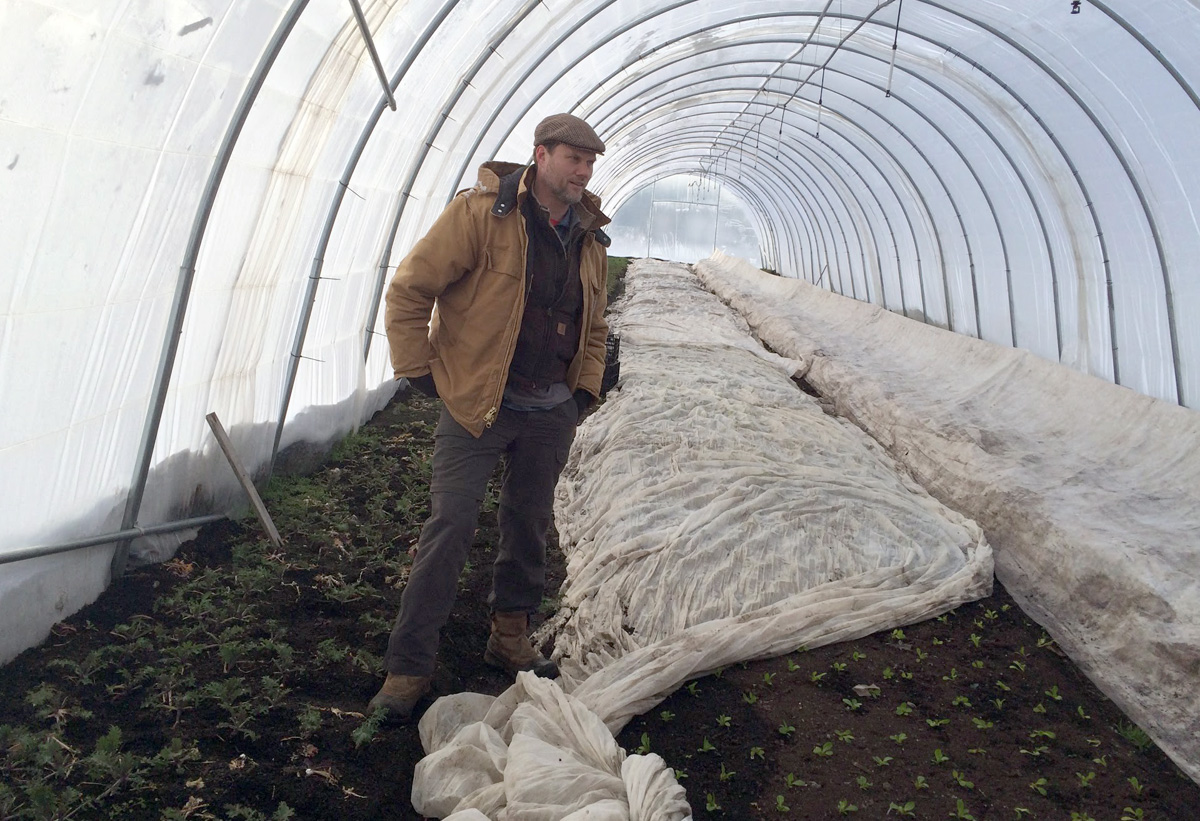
383 399 578 677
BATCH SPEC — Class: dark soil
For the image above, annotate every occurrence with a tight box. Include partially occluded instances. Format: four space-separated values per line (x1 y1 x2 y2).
2 392 1197 820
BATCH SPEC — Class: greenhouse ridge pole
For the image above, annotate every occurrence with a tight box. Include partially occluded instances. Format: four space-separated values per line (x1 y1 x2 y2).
110 0 312 578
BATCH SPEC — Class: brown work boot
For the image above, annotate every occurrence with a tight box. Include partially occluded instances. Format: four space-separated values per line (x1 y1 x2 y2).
484 611 559 678
367 674 431 722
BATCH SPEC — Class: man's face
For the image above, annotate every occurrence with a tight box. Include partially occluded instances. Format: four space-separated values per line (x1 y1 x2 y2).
535 143 597 208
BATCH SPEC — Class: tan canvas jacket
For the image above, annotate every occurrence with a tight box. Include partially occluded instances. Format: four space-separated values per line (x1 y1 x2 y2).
384 162 610 436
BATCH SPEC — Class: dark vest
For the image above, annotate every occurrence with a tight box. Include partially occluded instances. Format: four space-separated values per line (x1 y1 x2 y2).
506 174 585 391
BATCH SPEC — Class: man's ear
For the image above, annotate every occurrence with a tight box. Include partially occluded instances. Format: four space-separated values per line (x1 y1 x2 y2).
534 144 548 164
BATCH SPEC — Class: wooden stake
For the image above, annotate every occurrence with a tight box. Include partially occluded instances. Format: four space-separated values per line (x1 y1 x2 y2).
206 412 283 547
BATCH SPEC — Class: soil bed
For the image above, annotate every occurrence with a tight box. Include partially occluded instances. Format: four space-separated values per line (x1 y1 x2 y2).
1 393 1196 820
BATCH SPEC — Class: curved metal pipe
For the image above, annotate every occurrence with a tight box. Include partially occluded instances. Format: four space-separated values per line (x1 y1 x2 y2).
604 116 895 309
922 0 1181 401
112 0 313 577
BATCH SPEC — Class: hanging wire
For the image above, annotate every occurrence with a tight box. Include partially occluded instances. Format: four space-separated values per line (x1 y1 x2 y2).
701 1 899 177
816 66 826 139
885 0 905 97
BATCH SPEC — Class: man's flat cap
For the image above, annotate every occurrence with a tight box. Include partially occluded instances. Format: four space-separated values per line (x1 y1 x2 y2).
534 113 606 154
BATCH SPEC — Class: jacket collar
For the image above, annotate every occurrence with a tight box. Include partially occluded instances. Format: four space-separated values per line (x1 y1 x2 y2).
479 162 611 247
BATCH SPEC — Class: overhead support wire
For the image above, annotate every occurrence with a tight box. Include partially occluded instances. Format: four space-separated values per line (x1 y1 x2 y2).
816 67 826 140
885 0 904 97
603 119 881 303
347 0 398 111
583 19 1107 350
700 1 897 180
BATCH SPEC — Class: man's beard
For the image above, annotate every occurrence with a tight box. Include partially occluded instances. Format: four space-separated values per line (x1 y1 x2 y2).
549 177 584 205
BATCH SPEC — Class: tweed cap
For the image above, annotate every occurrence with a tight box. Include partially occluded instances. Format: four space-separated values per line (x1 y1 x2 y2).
534 113 606 154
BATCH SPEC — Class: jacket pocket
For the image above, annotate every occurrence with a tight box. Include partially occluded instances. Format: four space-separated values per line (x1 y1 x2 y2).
485 247 522 278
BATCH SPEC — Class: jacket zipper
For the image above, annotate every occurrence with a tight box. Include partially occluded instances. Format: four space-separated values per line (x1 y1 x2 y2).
484 232 533 428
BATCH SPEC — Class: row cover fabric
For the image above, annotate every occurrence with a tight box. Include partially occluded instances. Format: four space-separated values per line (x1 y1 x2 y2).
693 251 1200 785
413 673 689 820
411 259 993 817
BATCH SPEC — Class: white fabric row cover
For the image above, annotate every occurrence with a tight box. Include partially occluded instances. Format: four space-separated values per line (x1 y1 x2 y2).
554 260 992 732
413 673 689 820
693 251 1200 785
411 259 992 818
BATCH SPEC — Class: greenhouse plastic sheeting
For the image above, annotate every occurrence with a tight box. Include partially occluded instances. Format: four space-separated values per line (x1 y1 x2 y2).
694 251 1200 785
412 259 992 817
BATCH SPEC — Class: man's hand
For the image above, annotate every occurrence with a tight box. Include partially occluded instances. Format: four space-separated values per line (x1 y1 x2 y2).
573 389 595 420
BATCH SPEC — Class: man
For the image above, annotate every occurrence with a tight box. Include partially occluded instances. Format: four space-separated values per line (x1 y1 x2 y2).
369 114 611 720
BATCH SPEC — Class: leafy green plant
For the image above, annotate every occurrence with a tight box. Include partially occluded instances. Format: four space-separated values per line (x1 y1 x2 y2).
352 708 386 748
834 729 854 742
718 763 735 782
1116 721 1154 751
949 798 976 820
856 775 871 790
774 794 790 812
296 704 323 736
778 722 795 737
697 738 716 753
813 741 834 757
888 801 916 817
837 798 858 815
749 746 765 760
635 733 651 754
